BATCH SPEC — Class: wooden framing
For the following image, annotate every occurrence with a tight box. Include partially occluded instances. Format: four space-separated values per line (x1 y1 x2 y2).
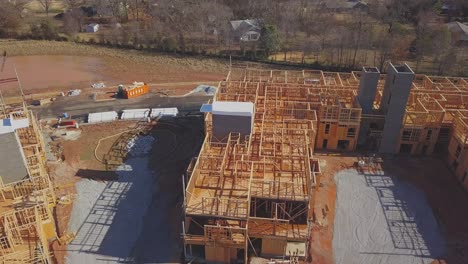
0 98 56 263
184 69 321 262
185 68 468 263
184 68 468 262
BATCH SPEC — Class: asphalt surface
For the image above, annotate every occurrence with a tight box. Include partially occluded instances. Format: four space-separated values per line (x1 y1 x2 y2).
34 93 212 121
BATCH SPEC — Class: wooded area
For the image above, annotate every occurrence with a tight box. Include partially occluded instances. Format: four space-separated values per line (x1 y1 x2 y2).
0 0 467 76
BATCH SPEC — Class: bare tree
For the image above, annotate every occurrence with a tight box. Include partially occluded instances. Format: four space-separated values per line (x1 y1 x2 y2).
93 0 122 20
413 11 435 71
63 8 84 35
349 11 371 68
0 2 22 37
8 0 29 13
148 0 203 52
64 0 85 9
128 0 144 21
62 0 86 35
431 26 453 75
37 0 52 16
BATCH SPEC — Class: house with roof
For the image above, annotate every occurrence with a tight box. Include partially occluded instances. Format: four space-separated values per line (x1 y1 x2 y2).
230 19 262 42
447 21 468 46
323 0 369 13
85 23 99 33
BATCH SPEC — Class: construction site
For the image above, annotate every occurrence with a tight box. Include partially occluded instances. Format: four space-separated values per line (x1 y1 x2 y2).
0 59 468 264
183 64 468 263
0 90 57 262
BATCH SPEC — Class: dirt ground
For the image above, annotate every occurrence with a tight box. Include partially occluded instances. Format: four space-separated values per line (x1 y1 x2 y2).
308 153 468 264
47 127 468 264
47 117 205 263
0 40 307 101
47 121 137 264
309 153 356 264
0 40 227 97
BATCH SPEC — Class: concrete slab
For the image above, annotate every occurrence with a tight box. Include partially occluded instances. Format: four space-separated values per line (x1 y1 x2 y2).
333 169 446 264
66 136 154 264
0 132 28 184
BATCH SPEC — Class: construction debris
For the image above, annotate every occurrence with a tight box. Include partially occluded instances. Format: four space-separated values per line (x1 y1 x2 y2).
91 82 106 89
126 135 155 156
68 89 81 96
184 84 217 96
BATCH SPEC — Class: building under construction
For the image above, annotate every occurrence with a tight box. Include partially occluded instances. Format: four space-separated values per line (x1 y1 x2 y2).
183 63 468 263
0 79 57 262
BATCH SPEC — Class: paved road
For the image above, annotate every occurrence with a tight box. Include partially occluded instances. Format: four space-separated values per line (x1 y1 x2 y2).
34 93 212 121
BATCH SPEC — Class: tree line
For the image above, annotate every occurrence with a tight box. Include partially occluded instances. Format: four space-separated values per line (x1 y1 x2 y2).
0 0 467 76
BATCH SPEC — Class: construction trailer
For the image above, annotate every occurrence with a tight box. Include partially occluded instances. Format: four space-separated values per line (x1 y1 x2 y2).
0 82 57 262
184 66 468 263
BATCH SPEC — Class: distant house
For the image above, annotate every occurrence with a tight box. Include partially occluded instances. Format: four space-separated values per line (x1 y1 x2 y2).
441 4 454 15
440 2 464 17
447 21 468 46
230 19 262 42
323 0 369 13
85 23 99 33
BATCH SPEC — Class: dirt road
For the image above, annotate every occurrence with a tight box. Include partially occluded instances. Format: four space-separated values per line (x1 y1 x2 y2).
35 93 212 120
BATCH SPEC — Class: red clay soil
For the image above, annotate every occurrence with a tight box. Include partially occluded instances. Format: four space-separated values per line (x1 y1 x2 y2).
309 154 356 264
0 55 225 97
47 121 137 264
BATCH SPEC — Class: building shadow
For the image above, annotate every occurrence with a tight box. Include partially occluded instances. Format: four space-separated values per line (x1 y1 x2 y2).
131 117 205 263
75 169 118 181
66 117 205 263
68 154 153 263
354 156 446 260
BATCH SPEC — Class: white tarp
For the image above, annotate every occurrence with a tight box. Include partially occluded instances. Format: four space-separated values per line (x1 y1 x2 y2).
88 111 118 123
0 114 30 135
150 108 178 118
121 109 150 120
212 101 254 117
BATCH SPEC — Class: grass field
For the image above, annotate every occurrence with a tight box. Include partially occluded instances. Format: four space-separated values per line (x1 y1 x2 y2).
269 49 467 77
26 0 65 13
